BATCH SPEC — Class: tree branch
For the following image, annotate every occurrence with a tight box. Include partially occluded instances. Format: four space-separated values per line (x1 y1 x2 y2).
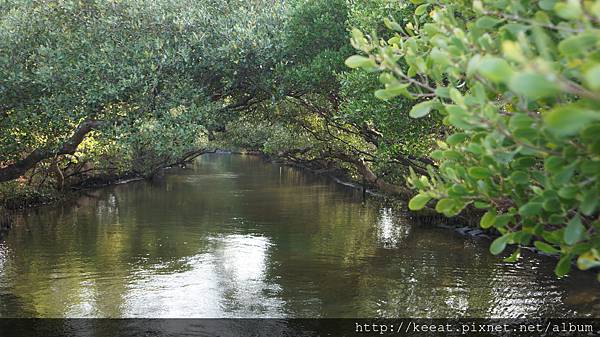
0 119 105 183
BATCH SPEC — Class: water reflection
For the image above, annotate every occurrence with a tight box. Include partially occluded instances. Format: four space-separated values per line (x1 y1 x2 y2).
124 234 283 318
0 154 599 318
0 243 7 273
376 208 410 249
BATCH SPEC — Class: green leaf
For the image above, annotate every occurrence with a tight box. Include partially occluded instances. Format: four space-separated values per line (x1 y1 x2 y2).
383 18 403 31
509 171 529 185
512 157 537 169
467 54 482 77
450 184 468 196
434 87 450 98
490 234 510 255
508 113 534 130
378 73 395 84
415 4 429 15
558 185 578 199
585 65 600 90
554 1 582 19
543 197 561 211
581 123 600 143
449 88 464 105
512 127 538 141
544 156 564 173
504 248 521 262
580 190 599 216
502 23 528 36
468 166 492 179
409 100 435 118
408 193 432 210
466 143 484 155
555 254 573 277
480 211 496 229
375 83 410 100
543 230 563 244
553 163 576 186
345 55 375 69
476 16 501 29
518 202 543 217
564 215 585 245
577 250 600 270
559 32 599 57
431 150 444 160
446 133 467 145
447 106 475 129
551 163 577 186
581 159 600 174
549 214 565 225
544 104 600 136
435 198 454 213
474 201 491 209
534 241 560 254
502 40 525 62
443 150 462 161
509 72 560 99
351 28 366 43
477 56 513 83
539 0 557 10
494 214 513 228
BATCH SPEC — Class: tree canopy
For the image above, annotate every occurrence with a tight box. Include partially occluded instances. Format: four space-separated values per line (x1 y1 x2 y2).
347 0 600 277
1 0 599 280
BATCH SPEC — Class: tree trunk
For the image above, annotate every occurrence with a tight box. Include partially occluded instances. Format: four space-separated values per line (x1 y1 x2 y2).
352 158 414 199
0 119 104 183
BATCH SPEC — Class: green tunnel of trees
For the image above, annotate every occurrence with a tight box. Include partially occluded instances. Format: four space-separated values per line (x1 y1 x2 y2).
1 0 599 280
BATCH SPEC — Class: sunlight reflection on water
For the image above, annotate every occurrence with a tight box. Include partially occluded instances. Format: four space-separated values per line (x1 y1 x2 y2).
1 154 600 318
123 234 284 318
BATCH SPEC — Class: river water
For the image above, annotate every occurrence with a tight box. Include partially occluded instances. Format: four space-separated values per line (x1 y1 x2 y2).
0 154 599 318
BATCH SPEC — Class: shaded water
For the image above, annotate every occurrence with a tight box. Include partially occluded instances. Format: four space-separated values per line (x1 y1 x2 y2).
0 154 599 318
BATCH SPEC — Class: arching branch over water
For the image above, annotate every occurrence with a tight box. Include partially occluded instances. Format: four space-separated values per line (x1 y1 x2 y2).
0 119 105 183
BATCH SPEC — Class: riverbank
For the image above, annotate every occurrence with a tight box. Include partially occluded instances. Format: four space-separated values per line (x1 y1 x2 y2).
2 153 596 318
264 152 479 224
0 173 142 210
0 172 143 239
0 150 252 237
263 153 575 265
0 151 553 261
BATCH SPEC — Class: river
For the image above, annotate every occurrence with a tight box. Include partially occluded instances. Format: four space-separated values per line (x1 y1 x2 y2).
0 154 599 318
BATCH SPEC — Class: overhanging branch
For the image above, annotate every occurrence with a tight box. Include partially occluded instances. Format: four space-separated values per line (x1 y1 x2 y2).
0 119 105 182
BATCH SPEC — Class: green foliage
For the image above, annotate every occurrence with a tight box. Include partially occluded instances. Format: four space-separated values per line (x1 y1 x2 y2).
330 1 440 186
0 180 57 209
2 0 597 290
348 0 600 278
0 0 285 194
346 0 415 36
276 0 352 96
1 0 212 161
0 0 436 198
337 69 440 174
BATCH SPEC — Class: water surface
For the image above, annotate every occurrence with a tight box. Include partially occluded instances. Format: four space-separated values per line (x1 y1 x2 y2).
1 154 599 318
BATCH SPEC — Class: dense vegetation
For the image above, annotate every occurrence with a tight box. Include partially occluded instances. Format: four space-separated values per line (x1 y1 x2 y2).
1 0 599 280
347 0 600 278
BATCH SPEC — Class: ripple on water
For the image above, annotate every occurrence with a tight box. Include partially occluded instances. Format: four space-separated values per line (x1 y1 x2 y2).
2 154 600 318
183 173 239 183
